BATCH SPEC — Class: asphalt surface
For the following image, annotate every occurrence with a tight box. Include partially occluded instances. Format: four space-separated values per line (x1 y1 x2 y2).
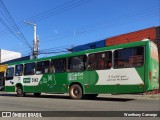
0 91 159 120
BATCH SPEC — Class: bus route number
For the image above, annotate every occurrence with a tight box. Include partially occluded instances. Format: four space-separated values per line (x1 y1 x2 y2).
32 78 38 82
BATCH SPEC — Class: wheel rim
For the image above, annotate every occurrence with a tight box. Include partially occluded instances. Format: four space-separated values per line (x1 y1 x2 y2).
73 88 80 96
17 88 22 95
70 84 83 99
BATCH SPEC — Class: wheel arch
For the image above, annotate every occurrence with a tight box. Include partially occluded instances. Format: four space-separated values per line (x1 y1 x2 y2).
15 83 23 91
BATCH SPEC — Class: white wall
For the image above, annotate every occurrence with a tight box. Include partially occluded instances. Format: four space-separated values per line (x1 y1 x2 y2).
0 49 21 63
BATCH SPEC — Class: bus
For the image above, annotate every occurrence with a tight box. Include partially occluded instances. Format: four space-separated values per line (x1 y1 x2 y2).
4 39 159 99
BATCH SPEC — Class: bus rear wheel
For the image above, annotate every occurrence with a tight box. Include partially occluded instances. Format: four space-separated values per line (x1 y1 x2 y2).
16 87 25 97
69 84 83 99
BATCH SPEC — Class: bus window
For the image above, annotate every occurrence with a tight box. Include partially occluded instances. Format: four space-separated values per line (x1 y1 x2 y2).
114 47 144 68
68 55 87 72
105 52 112 69
6 67 14 80
36 60 50 74
15 64 23 76
51 59 66 73
88 54 96 70
24 63 35 75
88 51 112 70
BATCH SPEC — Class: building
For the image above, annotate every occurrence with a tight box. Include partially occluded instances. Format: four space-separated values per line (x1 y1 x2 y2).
0 49 21 63
0 49 30 90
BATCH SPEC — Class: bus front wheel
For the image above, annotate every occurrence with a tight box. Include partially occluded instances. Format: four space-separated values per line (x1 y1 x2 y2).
69 84 83 99
16 87 25 97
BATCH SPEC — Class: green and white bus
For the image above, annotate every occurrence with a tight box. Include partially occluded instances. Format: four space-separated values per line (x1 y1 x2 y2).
4 39 159 99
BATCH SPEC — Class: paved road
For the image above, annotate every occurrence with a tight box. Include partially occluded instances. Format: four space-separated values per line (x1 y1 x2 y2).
0 92 159 120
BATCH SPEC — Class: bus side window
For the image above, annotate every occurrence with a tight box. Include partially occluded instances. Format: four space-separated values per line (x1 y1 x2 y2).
88 51 112 70
51 59 66 73
105 51 112 69
68 55 87 72
6 67 14 80
24 63 35 75
42 60 50 73
36 62 42 74
15 64 23 76
114 47 144 69
88 54 96 70
36 60 50 74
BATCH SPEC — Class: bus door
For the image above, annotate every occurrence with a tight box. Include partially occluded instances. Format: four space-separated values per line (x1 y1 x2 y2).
5 67 15 92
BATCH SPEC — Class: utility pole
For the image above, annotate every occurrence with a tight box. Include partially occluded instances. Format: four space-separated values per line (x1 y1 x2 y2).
33 24 38 59
24 21 39 59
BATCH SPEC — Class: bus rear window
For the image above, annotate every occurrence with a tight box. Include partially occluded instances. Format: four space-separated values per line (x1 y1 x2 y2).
114 46 144 68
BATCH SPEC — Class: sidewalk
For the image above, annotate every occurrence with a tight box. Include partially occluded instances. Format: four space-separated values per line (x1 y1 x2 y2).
100 93 160 100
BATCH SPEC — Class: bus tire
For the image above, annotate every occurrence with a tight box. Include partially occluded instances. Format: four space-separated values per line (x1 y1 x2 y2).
16 87 25 97
69 84 83 99
34 93 41 97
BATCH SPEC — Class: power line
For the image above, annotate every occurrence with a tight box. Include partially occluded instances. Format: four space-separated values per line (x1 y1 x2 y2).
0 0 32 49
39 50 68 55
41 6 159 44
0 0 93 38
0 17 24 42
27 0 79 21
38 45 72 55
30 0 93 22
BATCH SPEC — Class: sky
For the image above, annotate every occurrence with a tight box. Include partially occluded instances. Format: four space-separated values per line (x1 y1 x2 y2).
0 0 159 58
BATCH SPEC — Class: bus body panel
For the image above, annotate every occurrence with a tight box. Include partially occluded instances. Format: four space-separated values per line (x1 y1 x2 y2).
147 41 159 91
